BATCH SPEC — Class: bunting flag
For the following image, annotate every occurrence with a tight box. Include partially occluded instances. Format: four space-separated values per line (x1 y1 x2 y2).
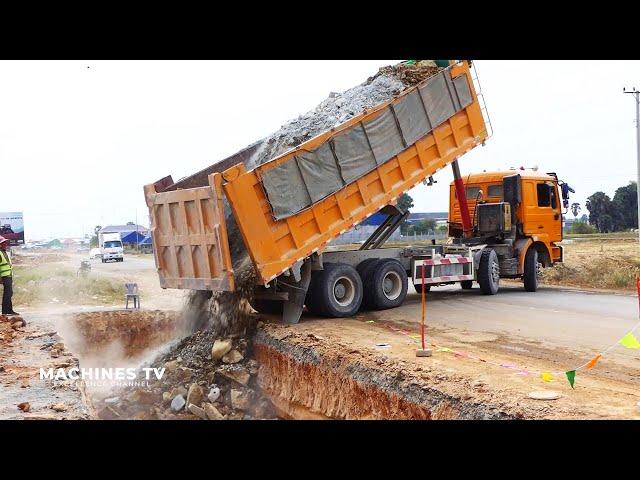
619 332 640 349
365 280 640 390
585 355 602 370
565 370 576 389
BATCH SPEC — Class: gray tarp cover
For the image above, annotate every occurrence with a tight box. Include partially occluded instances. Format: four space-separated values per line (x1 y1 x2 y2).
297 143 344 203
262 70 473 220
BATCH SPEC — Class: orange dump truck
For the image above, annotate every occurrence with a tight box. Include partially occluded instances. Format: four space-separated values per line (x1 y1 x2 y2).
144 60 494 323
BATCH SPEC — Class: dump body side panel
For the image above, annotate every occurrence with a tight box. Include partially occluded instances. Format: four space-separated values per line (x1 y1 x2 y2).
144 173 234 291
223 61 488 285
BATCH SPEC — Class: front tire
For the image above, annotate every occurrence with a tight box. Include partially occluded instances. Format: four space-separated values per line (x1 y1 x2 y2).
478 248 500 295
523 248 540 292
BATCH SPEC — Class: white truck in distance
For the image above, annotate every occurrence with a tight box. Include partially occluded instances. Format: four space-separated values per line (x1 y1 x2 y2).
100 232 124 263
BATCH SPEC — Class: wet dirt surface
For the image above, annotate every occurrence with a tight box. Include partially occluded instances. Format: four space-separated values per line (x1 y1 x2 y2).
0 315 91 420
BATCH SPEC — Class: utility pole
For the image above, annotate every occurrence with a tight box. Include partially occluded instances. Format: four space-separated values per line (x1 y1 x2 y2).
623 87 640 242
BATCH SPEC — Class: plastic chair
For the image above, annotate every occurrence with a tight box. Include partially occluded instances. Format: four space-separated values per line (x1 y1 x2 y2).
125 283 140 309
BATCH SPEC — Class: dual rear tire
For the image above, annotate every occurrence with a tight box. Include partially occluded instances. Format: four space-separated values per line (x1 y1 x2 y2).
306 259 408 317
306 263 363 317
361 259 408 311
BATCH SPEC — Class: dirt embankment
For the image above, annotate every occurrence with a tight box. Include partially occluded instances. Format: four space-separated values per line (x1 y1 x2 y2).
254 324 515 420
542 237 640 291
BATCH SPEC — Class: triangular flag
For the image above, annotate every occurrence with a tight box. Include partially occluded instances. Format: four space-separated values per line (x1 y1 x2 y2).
541 372 553 382
565 370 576 389
619 332 640 349
586 354 602 370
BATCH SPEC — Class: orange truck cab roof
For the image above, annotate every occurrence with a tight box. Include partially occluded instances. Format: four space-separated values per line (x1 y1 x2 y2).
449 169 556 186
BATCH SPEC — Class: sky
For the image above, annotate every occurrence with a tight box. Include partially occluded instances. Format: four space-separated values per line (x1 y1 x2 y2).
0 60 639 241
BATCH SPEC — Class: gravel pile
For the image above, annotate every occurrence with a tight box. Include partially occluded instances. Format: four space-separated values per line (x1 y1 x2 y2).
96 322 277 420
244 61 442 171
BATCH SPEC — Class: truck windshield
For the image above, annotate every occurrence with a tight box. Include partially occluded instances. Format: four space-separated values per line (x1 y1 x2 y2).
104 241 121 248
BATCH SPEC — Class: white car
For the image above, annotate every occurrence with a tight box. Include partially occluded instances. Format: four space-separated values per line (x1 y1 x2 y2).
89 248 103 259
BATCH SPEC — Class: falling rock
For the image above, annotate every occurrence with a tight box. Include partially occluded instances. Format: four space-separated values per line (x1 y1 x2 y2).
164 360 179 372
204 402 224 420
176 367 194 381
51 402 67 412
170 394 186 412
187 403 207 420
230 389 251 411
207 386 221 403
17 402 30 412
218 368 251 386
186 383 204 407
222 349 244 364
211 339 233 361
170 385 188 398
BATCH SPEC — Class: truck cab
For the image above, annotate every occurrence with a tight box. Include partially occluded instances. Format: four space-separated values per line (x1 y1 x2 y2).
447 168 567 292
100 233 124 263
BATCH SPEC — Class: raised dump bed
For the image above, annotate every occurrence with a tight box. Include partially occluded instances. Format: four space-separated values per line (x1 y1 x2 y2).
144 60 490 322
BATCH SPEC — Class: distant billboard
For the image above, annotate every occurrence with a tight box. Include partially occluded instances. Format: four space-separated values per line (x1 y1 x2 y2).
0 212 24 246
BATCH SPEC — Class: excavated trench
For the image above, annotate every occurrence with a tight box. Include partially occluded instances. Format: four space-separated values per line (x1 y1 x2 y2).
58 310 514 420
253 327 516 420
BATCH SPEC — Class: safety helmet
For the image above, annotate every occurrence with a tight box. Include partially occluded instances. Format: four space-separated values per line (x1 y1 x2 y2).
0 235 9 244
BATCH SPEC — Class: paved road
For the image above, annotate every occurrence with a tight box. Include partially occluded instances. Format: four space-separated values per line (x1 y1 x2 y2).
387 283 640 365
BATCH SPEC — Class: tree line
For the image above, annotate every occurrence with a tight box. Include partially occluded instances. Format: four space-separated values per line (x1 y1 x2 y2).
582 181 637 233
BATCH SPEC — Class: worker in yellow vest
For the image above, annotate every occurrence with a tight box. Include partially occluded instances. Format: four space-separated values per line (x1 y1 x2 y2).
0 235 19 316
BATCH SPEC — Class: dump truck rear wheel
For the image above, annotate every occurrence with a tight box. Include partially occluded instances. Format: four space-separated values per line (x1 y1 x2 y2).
357 258 381 310
364 259 407 310
478 248 500 295
249 298 284 315
523 248 539 292
460 280 473 289
308 263 363 317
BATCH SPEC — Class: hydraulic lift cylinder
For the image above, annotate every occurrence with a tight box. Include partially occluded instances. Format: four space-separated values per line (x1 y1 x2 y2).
451 160 473 238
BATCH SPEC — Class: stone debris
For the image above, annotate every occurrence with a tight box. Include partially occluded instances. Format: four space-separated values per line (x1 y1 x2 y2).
207 386 221 403
211 339 232 361
96 334 277 420
170 394 186 412
222 349 243 364
17 402 30 412
204 402 224 420
187 403 207 420
51 402 67 412
186 384 204 407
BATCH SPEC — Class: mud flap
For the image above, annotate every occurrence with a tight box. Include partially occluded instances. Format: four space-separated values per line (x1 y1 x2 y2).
281 261 311 324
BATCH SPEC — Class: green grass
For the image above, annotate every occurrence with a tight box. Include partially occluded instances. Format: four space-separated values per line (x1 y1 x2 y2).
12 264 123 307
